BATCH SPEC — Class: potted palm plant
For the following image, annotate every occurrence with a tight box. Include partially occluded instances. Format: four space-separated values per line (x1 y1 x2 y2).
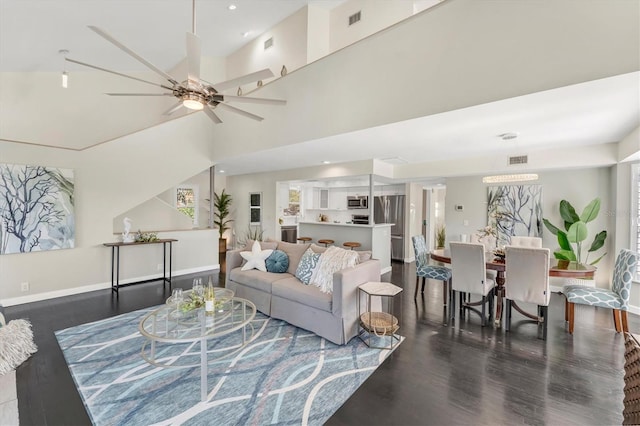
214 189 233 267
436 225 446 249
543 197 607 265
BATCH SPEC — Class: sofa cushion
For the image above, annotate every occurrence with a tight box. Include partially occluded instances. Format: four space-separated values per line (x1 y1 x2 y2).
229 268 294 293
358 251 373 262
240 241 273 272
272 276 332 312
310 244 328 254
266 250 289 273
276 241 311 274
295 248 321 284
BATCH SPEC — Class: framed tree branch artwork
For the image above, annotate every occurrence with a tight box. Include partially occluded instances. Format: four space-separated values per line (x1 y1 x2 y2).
0 163 75 254
487 185 542 247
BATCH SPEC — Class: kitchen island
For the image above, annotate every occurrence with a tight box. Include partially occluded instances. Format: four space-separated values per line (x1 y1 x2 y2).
297 222 392 274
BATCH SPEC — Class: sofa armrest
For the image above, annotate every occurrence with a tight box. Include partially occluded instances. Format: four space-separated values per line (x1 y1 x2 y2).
332 259 381 317
226 249 244 275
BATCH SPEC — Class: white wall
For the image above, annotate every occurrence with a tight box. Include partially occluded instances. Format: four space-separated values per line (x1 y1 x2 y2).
225 6 309 96
405 182 423 261
444 167 613 286
209 0 639 163
0 113 219 305
307 4 331 63
329 0 413 53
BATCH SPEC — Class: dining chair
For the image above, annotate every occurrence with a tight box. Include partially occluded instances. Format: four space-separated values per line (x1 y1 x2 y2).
504 246 551 340
509 236 543 248
449 242 496 326
563 249 639 334
411 235 451 304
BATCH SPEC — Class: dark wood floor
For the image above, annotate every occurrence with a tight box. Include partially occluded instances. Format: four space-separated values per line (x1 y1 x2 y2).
5 261 632 425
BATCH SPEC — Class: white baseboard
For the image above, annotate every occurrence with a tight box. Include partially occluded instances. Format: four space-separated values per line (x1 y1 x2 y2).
404 256 415 263
381 266 392 275
1 264 219 307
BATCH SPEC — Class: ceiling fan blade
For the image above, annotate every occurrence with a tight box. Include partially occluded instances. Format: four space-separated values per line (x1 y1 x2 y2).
209 68 275 92
222 95 286 105
105 93 173 96
203 107 223 124
186 32 201 82
163 101 184 116
66 58 174 91
216 102 264 122
88 25 179 85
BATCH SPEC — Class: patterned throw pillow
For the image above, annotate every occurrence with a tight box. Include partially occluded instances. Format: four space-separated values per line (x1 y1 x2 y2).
266 250 289 273
295 248 321 285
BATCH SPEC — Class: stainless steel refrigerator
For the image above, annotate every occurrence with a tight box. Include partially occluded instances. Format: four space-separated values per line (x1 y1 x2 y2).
374 195 405 261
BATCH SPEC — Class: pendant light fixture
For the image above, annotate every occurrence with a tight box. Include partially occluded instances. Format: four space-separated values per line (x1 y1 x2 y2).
482 173 539 184
59 49 69 88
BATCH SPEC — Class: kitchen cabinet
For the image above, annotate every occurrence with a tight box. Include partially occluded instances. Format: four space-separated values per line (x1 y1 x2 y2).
329 189 347 210
319 189 329 209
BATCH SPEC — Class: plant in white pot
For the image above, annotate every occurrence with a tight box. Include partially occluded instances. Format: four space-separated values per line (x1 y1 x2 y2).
543 198 607 265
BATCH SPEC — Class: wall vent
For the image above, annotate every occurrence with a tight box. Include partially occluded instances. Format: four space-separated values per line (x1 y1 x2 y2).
508 155 528 165
348 11 361 26
264 37 273 50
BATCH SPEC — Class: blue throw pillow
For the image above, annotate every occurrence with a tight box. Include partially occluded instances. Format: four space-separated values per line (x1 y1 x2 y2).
295 248 321 284
266 250 289 273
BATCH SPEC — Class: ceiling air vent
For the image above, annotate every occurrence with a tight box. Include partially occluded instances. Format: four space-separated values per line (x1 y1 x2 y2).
348 11 361 26
264 37 273 50
508 155 528 165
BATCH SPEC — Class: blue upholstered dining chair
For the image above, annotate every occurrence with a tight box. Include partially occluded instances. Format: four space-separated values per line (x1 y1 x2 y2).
563 249 639 334
411 235 452 304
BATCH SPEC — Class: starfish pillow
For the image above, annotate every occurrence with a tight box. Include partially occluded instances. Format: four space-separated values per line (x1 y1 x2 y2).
240 241 274 272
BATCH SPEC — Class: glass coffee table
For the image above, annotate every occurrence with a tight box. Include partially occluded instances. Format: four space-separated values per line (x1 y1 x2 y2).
138 289 256 401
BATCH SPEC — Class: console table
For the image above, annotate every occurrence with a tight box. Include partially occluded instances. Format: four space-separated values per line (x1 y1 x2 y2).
103 239 177 294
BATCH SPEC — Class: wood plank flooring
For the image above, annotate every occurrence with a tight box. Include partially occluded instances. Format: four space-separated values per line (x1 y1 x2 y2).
5 262 632 425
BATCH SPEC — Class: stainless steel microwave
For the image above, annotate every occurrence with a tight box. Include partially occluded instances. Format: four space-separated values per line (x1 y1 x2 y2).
347 196 368 209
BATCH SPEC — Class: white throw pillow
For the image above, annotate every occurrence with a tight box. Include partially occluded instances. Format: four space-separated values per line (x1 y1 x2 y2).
240 241 274 272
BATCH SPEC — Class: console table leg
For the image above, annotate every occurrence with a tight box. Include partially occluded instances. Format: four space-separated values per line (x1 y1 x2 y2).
169 242 173 290
111 246 116 294
162 242 167 287
115 246 120 296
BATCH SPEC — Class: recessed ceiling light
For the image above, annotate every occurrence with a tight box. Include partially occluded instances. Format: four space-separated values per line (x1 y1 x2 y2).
228 4 237 10
219 170 225 173
322 161 331 164
498 132 519 141
242 31 250 38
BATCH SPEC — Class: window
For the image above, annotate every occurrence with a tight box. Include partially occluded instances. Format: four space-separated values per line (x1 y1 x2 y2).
250 192 262 225
176 185 198 226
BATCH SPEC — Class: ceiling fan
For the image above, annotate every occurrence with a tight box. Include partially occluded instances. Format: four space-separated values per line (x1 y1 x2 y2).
66 0 286 124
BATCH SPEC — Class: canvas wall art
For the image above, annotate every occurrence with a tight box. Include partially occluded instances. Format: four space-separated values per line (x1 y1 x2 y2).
487 185 542 247
0 163 75 254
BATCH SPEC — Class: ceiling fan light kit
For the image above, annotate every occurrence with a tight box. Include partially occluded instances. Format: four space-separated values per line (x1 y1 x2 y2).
65 1 285 123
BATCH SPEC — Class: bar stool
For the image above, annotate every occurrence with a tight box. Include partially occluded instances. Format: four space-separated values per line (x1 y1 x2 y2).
297 237 312 244
343 242 361 250
318 239 334 247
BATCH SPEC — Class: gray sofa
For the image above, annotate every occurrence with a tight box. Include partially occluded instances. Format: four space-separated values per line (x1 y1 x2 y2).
226 240 381 345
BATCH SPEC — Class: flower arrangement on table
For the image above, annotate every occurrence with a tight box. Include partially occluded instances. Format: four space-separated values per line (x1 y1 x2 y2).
134 230 159 243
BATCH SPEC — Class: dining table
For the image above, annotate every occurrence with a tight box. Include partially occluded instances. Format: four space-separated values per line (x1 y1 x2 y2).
430 249 597 327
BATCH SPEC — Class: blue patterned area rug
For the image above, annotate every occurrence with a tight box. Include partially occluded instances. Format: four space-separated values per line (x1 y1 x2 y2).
55 307 401 426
